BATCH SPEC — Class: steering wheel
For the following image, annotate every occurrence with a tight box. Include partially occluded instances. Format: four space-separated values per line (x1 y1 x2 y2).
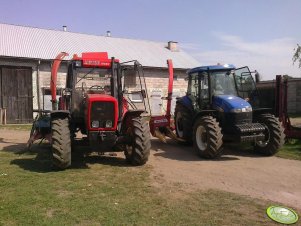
89 85 104 91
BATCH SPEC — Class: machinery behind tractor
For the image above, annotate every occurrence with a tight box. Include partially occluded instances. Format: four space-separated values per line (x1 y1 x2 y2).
275 75 301 140
28 52 151 169
151 63 285 158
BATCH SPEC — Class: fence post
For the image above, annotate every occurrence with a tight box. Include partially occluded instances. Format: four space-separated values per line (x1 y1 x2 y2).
3 108 6 125
0 108 6 125
0 109 2 124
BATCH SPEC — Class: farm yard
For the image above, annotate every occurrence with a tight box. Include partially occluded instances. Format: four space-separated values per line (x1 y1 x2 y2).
1 0 301 225
0 126 300 225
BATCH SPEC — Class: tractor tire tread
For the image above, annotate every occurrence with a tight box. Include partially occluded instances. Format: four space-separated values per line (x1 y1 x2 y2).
193 116 223 159
254 114 285 155
51 117 71 169
174 103 193 142
125 117 151 165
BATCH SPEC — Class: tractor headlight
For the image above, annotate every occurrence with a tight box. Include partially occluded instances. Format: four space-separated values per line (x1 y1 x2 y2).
231 107 252 113
241 106 252 112
230 108 242 113
105 120 113 128
91 120 100 128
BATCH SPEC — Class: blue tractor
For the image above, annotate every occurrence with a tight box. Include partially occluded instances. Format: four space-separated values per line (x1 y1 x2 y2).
175 64 285 158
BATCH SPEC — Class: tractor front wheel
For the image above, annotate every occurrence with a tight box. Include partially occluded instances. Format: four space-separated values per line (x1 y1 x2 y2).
193 116 223 159
51 117 71 169
124 117 151 165
254 114 285 156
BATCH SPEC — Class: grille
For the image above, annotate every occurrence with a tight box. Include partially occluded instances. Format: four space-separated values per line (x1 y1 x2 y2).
90 102 115 128
226 112 252 124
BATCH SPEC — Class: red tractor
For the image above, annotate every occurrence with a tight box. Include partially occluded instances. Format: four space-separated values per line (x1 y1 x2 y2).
30 52 151 169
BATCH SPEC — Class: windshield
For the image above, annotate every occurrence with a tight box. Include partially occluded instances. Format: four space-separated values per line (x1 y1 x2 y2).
75 68 112 95
234 67 256 99
210 71 237 96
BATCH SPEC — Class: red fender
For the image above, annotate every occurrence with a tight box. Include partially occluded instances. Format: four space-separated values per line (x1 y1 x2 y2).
50 52 69 110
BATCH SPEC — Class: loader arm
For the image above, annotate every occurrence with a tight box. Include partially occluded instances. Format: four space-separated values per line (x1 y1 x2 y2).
166 59 174 123
50 52 69 110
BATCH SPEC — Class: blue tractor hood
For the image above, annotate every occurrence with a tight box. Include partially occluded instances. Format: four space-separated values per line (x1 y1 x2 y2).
212 95 252 113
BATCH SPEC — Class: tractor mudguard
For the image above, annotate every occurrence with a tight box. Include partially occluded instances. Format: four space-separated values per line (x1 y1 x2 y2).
192 110 217 124
50 110 70 119
120 110 145 133
253 108 273 118
177 96 193 111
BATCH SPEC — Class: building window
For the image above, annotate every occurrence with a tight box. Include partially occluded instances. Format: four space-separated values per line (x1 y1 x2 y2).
130 92 143 103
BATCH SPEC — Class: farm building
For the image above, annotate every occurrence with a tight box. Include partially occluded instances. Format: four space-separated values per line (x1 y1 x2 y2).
0 23 200 124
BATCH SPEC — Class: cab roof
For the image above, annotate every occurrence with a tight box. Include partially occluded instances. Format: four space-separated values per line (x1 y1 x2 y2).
188 64 236 74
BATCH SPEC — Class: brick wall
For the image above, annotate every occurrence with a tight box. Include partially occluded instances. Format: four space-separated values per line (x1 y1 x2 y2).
143 68 188 115
37 65 189 113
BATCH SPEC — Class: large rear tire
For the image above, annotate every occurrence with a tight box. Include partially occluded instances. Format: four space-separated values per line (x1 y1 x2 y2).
254 114 285 156
193 116 223 159
124 117 151 165
174 103 193 142
51 117 71 169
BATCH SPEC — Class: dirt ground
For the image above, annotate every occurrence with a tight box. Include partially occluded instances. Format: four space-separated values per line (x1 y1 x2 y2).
1 128 301 210
291 117 301 127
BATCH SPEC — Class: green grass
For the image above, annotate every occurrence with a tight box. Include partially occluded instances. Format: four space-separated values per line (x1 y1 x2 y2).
0 148 296 226
276 140 301 160
0 124 32 131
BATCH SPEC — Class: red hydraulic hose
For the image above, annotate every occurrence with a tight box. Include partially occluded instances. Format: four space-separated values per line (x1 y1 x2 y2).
166 59 174 122
50 52 69 110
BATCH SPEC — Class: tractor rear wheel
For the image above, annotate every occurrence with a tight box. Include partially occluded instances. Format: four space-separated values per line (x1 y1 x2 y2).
51 117 71 169
254 114 285 156
124 117 151 165
174 103 192 142
193 116 223 159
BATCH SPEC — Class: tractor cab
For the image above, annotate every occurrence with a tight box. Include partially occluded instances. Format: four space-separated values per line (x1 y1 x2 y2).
186 64 259 111
59 52 122 134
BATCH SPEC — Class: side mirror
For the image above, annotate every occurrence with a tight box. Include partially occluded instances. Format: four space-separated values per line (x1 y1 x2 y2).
255 70 260 83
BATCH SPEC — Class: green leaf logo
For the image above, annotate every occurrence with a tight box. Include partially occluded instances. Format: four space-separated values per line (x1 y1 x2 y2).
267 206 299 224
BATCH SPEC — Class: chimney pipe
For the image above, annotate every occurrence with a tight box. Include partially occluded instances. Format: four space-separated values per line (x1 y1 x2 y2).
168 41 178 52
63 25 67 32
106 31 111 37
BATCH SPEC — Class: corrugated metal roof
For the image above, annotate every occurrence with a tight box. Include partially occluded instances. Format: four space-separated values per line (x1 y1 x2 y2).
0 23 200 69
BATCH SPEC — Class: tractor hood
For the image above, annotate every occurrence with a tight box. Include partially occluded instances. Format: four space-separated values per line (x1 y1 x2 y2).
212 95 252 113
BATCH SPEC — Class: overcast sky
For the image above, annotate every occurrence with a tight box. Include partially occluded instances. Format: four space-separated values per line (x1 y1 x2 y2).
0 0 300 80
